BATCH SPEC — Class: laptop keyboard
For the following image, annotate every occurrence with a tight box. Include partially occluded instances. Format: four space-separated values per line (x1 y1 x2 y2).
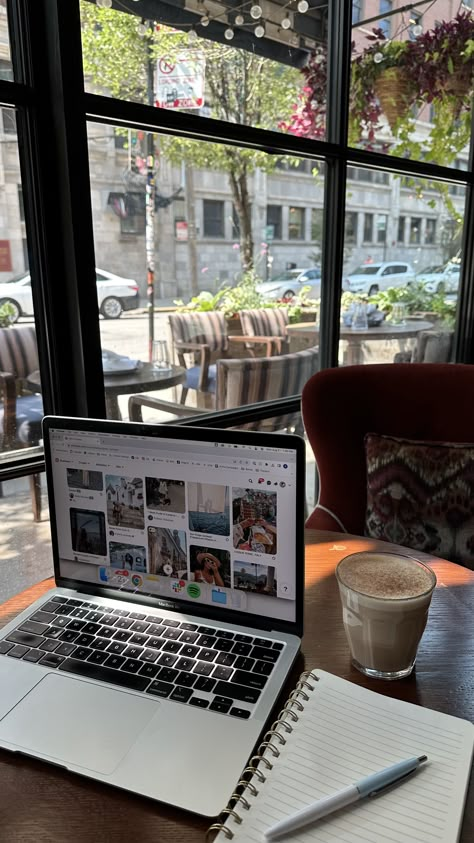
0 596 285 719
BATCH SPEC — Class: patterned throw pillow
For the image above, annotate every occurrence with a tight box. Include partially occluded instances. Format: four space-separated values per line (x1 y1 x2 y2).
364 433 474 569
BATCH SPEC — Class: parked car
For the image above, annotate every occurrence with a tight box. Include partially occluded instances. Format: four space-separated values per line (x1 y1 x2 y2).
343 261 415 296
257 267 321 300
415 262 460 293
0 268 140 322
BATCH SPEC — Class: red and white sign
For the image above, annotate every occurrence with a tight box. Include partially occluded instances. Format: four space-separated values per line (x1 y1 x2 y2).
175 221 188 241
156 54 205 110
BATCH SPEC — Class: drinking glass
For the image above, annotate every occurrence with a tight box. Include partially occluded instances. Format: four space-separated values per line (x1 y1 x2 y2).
152 340 171 370
391 303 408 325
351 301 368 331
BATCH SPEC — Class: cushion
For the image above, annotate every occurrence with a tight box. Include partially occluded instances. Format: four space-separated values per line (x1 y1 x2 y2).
0 394 43 446
184 364 216 393
364 433 474 569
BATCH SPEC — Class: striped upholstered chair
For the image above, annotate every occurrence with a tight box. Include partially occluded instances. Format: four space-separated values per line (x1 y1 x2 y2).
168 311 279 406
239 308 289 356
0 325 43 520
128 346 319 434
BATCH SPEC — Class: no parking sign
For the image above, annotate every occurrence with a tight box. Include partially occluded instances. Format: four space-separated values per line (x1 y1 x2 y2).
156 54 205 109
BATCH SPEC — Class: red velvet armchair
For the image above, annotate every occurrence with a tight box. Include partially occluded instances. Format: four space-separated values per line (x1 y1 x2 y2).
302 364 474 534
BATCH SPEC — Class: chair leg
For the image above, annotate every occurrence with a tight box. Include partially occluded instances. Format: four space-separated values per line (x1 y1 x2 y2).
180 387 189 405
29 473 42 522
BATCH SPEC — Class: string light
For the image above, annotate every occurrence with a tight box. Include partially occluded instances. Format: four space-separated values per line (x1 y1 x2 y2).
254 23 265 37
412 24 423 37
224 27 234 40
235 14 245 25
96 0 112 8
188 27 199 42
297 0 309 12
200 15 210 26
250 5 263 19
281 14 292 30
137 19 148 36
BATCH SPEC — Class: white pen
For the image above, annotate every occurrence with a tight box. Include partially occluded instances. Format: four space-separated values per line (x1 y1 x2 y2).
264 754 428 840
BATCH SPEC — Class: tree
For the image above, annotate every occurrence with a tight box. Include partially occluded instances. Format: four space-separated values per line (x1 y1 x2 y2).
80 3 300 273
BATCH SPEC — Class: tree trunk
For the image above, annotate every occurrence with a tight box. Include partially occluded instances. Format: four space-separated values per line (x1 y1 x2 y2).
229 165 254 272
185 165 199 296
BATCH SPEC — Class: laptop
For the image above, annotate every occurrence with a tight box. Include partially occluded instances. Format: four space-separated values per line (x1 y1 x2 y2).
0 416 305 816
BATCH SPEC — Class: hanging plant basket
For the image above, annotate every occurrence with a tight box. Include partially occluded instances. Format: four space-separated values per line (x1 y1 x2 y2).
374 68 416 129
441 67 473 98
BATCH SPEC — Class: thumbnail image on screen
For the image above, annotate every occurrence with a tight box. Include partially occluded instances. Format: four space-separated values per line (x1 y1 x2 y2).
145 477 185 514
70 507 107 556
188 482 230 536
190 545 231 588
147 527 188 577
105 475 144 529
232 488 277 553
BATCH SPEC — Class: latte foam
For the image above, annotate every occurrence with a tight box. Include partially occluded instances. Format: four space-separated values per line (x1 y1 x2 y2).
336 552 436 599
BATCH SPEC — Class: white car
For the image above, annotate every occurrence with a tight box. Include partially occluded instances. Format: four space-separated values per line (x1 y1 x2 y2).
0 268 140 323
257 267 321 300
415 263 460 294
343 261 415 296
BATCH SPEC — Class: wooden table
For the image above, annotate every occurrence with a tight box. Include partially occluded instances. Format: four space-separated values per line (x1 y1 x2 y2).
0 530 472 842
27 362 187 420
287 320 433 365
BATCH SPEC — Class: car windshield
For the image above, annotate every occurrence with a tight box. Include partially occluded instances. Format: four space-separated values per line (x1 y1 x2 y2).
351 265 380 275
417 265 444 275
269 271 301 282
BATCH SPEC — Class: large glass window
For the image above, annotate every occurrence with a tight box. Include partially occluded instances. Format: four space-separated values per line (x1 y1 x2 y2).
288 207 305 240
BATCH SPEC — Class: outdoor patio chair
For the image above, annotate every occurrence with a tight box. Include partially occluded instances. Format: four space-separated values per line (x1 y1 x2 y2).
168 310 281 406
128 345 319 434
239 308 290 355
0 325 43 521
393 328 454 363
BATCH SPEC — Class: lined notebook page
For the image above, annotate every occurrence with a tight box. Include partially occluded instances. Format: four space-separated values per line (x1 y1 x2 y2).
217 670 474 843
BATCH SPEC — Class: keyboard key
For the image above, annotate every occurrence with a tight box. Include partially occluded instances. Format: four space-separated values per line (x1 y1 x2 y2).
233 670 268 690
39 639 60 653
145 615 163 624
232 642 251 656
59 630 79 643
146 680 172 698
7 630 45 649
189 696 209 708
114 618 133 630
0 641 13 655
85 611 103 624
67 599 83 607
97 626 114 639
230 707 251 719
74 647 93 661
67 620 86 632
88 651 108 665
41 600 63 613
23 648 44 663
91 638 109 652
162 628 181 640
140 649 158 663
162 641 182 654
48 616 70 629
170 686 193 703
254 638 272 648
121 659 142 674
107 641 127 655
157 653 178 668
180 632 199 645
30 612 56 625
197 634 217 648
250 646 279 663
75 634 94 648
212 665 233 681
216 630 234 640
59 658 150 691
214 639 233 652
216 652 236 667
180 622 198 631
198 649 216 663
147 624 165 637
194 676 216 693
19 620 49 636
129 633 148 646
70 608 88 619
209 698 232 714
123 646 144 660
56 642 76 657
7 645 30 659
101 615 117 627
198 626 215 635
176 657 195 672
234 634 253 644
51 596 68 604
130 621 148 633
163 619 180 628
177 672 196 688
39 653 65 668
104 654 126 670
112 608 130 617
139 663 160 679
45 626 64 640
113 630 132 643
213 680 261 705
129 611 146 621
54 605 73 616
193 661 214 677
253 660 275 676
82 622 101 636
181 644 200 659
147 637 164 650
272 642 284 651
157 667 178 684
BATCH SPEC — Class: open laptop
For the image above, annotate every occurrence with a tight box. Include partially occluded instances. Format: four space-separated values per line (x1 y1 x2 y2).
0 416 305 816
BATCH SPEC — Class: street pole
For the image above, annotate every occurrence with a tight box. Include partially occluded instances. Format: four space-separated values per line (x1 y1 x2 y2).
146 23 156 362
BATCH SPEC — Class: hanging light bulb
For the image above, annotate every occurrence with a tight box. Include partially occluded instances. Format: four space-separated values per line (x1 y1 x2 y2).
137 19 148 36
373 51 384 64
250 5 263 19
224 27 234 40
254 23 265 37
200 14 210 26
412 24 423 36
96 0 113 8
188 27 198 42
281 14 292 30
297 0 309 12
235 14 245 25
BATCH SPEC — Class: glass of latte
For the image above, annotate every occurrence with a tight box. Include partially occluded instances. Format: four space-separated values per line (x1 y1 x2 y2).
335 551 437 680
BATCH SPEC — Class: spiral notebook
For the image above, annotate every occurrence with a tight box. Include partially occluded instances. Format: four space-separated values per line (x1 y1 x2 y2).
208 669 474 842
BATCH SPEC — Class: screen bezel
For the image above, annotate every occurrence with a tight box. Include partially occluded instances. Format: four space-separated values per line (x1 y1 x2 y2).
43 415 305 638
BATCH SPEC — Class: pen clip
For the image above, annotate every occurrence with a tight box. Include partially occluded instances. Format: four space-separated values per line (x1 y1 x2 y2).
368 767 417 798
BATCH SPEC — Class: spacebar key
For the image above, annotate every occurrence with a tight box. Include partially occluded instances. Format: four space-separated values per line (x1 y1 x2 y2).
213 680 261 704
58 658 150 691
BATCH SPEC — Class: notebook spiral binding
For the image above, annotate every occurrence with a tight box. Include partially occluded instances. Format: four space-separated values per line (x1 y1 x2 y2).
206 670 319 841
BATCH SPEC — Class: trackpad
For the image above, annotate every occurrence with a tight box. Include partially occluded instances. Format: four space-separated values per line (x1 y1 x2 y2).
0 673 159 775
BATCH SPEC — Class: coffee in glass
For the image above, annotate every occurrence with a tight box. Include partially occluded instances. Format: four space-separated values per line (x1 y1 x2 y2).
336 551 436 680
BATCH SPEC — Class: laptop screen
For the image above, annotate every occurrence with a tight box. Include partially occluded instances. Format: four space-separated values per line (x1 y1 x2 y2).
45 420 304 630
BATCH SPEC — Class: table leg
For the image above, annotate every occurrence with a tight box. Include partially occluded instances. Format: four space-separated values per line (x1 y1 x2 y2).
106 393 122 420
344 338 364 366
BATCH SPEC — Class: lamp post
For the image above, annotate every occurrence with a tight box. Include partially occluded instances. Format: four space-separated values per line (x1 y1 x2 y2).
146 23 156 362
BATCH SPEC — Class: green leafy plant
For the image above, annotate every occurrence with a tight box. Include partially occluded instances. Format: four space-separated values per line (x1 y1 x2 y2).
0 301 16 327
368 283 456 327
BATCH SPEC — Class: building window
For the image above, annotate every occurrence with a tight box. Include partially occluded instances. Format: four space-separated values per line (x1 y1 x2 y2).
203 199 224 237
288 207 305 240
352 1 363 25
397 216 406 243
345 212 358 244
2 108 16 134
363 213 373 243
410 217 421 244
376 214 387 244
379 0 392 38
267 205 282 240
120 192 145 235
311 208 323 242
425 219 436 245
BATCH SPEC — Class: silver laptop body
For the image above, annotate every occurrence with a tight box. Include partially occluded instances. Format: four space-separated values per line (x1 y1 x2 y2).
0 416 305 816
